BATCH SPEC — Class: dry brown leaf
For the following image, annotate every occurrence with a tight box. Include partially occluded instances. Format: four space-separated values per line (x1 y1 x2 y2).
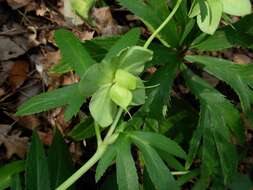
92 7 127 36
0 37 26 61
0 124 28 158
6 0 32 9
8 60 29 90
233 54 252 64
37 130 53 146
18 115 40 130
0 60 14 86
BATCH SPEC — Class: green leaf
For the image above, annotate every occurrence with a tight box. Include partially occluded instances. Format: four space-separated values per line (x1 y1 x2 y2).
26 131 50 190
103 28 140 62
50 59 72 74
229 173 253 190
129 131 186 159
185 55 253 112
110 84 133 110
116 136 139 190
142 59 179 120
89 86 117 127
185 104 205 169
171 0 189 28
116 46 153 75
182 67 245 143
143 168 156 190
192 14 253 51
0 161 25 190
182 68 242 184
117 0 179 47
158 150 185 171
16 84 84 117
96 144 117 182
131 136 179 190
64 92 86 121
177 169 200 186
11 174 22 190
55 29 96 76
48 129 74 189
221 0 251 16
68 117 96 141
197 0 223 35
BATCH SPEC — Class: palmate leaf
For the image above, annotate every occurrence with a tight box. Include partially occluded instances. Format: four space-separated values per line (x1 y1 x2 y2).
0 161 25 190
68 117 96 141
117 0 179 47
26 131 50 190
182 68 242 185
95 143 117 182
48 129 74 189
16 84 86 121
130 134 179 190
11 174 22 190
141 58 179 120
129 131 186 159
96 132 184 190
116 136 139 190
95 135 138 190
55 29 96 76
102 28 141 62
185 55 253 113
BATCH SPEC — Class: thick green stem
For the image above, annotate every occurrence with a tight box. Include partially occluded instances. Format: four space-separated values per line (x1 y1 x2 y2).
56 145 107 190
104 108 123 140
56 108 124 190
94 122 102 145
143 0 183 49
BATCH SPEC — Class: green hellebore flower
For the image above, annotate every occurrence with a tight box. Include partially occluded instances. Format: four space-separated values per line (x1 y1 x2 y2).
115 69 137 90
71 0 95 20
109 83 133 110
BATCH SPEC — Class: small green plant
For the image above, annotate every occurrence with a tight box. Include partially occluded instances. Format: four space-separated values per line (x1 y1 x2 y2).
1 0 252 189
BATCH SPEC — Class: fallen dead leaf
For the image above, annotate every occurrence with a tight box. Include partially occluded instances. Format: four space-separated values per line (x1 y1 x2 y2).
6 0 32 9
8 60 29 90
0 124 28 159
233 54 252 64
0 37 26 61
37 130 53 146
92 7 127 36
0 60 14 86
18 115 40 130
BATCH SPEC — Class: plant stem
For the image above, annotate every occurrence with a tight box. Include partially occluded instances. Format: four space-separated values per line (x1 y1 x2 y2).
104 108 123 140
56 108 124 190
94 122 102 145
171 171 190 175
56 145 107 190
143 0 183 49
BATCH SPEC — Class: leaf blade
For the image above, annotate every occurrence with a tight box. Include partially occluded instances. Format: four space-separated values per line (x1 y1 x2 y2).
26 131 50 190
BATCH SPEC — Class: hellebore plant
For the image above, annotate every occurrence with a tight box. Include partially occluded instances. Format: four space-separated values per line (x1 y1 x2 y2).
8 0 253 190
